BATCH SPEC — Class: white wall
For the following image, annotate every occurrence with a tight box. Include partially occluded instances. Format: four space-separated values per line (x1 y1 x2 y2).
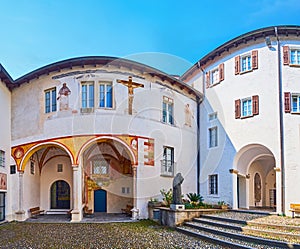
0 81 11 220
10 66 198 219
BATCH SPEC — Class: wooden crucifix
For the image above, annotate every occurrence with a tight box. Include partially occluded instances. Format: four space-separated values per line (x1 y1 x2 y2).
117 76 144 115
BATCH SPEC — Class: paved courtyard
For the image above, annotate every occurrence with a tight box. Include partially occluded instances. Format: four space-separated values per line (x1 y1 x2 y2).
0 218 224 249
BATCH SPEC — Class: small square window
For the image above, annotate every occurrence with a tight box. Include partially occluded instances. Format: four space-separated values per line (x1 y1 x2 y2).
10 165 16 174
209 112 217 121
0 150 5 167
57 164 63 172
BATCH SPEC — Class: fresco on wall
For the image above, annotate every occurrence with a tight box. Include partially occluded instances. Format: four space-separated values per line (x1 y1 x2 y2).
57 83 71 111
0 173 7 190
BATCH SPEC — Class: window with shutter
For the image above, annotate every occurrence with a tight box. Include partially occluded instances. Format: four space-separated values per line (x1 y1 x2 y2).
284 92 291 113
252 95 259 115
206 71 210 88
235 99 241 119
219 63 224 82
283 46 290 65
252 50 258 70
235 56 240 75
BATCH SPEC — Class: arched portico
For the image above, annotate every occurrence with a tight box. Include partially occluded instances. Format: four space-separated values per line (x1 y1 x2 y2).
79 137 136 216
233 144 277 210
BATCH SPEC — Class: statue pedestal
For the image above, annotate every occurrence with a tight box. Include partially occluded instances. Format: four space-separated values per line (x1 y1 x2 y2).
170 204 185 211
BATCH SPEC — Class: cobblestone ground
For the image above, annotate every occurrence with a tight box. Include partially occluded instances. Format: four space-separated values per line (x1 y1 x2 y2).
0 220 227 249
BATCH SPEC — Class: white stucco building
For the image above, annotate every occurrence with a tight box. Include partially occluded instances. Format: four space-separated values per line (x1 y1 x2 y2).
2 57 200 222
1 25 300 222
182 25 300 216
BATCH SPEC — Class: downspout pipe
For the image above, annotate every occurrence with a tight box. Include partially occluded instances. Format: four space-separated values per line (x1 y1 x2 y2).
196 95 201 195
196 61 205 195
275 26 285 215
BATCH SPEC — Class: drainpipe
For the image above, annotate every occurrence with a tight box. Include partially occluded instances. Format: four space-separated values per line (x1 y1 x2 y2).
275 26 285 215
196 95 201 194
196 62 205 195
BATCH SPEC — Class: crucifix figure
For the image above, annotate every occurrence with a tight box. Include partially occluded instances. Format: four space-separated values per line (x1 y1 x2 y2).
117 76 144 115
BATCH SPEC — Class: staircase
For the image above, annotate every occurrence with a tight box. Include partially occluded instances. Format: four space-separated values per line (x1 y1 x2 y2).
177 210 300 249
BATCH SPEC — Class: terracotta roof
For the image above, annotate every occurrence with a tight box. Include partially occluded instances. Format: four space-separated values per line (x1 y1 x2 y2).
181 25 300 81
1 56 202 99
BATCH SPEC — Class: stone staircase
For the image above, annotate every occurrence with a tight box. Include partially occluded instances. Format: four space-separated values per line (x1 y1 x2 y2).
177 210 300 249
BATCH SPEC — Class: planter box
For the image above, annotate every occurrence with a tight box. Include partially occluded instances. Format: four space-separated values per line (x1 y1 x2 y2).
159 207 221 227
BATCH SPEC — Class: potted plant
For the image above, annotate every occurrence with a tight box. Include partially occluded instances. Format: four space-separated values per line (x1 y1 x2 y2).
148 198 162 208
218 201 228 210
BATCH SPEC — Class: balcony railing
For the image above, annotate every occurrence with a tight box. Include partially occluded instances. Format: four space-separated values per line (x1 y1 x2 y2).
161 160 175 177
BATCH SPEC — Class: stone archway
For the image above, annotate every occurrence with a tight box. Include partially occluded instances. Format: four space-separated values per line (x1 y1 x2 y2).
50 180 71 209
234 144 276 210
82 138 134 214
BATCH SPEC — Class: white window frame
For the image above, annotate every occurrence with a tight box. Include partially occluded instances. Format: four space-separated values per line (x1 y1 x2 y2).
210 67 219 85
208 174 218 195
209 112 217 121
162 96 174 125
81 81 95 109
241 97 253 117
161 146 174 177
290 49 300 65
291 93 300 113
98 81 113 108
208 126 218 148
91 159 109 176
45 88 57 113
57 164 63 173
0 150 5 167
241 54 252 72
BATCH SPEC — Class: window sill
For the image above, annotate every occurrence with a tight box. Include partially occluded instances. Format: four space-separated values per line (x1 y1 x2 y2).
290 111 300 114
208 81 220 88
240 114 254 119
289 64 300 67
160 173 174 178
239 69 253 75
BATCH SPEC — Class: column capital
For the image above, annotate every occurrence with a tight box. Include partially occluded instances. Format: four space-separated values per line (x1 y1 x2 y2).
229 168 239 174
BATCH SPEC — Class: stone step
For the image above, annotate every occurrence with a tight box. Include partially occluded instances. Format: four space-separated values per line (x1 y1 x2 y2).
177 226 253 249
199 214 248 225
183 221 300 248
193 217 244 231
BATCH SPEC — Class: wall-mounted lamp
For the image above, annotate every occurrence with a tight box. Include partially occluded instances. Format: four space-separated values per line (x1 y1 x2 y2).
265 36 272 48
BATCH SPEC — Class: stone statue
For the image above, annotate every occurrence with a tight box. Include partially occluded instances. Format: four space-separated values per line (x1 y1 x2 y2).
172 173 184 204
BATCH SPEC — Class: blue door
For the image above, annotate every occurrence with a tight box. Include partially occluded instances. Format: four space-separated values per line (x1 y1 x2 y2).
94 189 107 212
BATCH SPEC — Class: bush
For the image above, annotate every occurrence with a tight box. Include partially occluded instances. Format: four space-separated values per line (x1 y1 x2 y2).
160 189 172 207
186 193 204 206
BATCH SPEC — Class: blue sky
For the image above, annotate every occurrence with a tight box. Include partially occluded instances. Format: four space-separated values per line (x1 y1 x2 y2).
1 0 300 79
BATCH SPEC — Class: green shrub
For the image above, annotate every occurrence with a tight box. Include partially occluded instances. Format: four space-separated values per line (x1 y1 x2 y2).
160 188 172 207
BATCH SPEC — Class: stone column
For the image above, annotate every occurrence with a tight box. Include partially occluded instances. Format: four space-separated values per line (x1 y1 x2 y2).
131 165 139 220
274 167 282 214
245 174 250 209
71 164 83 222
229 169 239 209
15 171 25 221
